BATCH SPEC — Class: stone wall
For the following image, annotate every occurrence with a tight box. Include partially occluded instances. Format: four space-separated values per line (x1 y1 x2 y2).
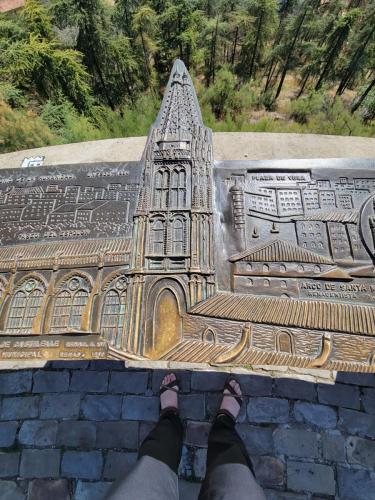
0 362 374 499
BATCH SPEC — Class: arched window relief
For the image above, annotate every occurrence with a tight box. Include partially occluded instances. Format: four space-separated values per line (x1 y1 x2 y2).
154 170 163 208
101 277 127 345
202 327 216 344
150 218 165 255
156 166 186 209
162 170 170 208
6 277 46 333
153 169 169 209
277 330 294 354
172 217 184 254
50 275 91 332
178 169 186 207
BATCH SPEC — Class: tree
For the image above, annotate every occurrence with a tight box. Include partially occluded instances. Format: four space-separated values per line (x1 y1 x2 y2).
314 7 360 91
236 0 277 82
0 0 93 112
336 4 375 95
132 4 158 84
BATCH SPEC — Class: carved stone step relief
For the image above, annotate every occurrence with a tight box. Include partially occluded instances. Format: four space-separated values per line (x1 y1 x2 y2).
0 59 375 372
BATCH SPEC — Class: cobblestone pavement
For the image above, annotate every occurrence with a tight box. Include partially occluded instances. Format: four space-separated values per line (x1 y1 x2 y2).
0 362 374 499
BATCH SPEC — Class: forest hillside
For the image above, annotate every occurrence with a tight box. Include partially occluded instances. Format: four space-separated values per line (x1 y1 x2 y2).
1 0 375 153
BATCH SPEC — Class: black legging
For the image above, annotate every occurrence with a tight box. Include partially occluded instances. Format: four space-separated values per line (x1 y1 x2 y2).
138 411 254 494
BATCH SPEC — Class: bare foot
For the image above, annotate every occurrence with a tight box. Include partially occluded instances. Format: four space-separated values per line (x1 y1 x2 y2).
160 373 179 411
219 379 242 420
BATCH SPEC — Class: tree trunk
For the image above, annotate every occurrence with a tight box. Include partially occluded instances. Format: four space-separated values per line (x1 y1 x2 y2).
351 74 375 113
336 24 375 95
231 26 238 66
297 72 310 97
248 9 264 81
140 30 151 78
274 7 307 101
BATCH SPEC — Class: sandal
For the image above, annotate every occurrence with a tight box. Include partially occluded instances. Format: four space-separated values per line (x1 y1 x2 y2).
159 374 180 417
217 376 243 422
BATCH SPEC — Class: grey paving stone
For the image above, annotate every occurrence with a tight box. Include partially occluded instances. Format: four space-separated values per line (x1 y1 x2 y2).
185 421 211 447
81 395 122 421
20 449 60 479
178 445 192 480
191 372 228 392
49 361 89 370
0 480 25 500
179 480 201 500
0 421 18 447
274 378 316 402
109 371 148 394
337 467 375 500
89 360 125 370
273 428 320 458
0 371 32 395
237 424 274 455
237 375 273 397
152 370 191 393
362 388 375 414
40 393 81 419
57 421 96 448
193 447 207 480
322 431 346 462
347 436 375 468
287 460 335 495
247 397 289 424
70 371 108 393
294 402 337 429
0 452 19 478
252 456 285 488
61 451 103 480
103 451 137 479
205 392 221 420
336 372 375 387
265 490 306 500
1 396 39 420
18 420 58 446
74 481 113 499
339 408 375 438
122 396 159 422
317 383 360 410
28 479 70 500
33 371 69 393
180 394 205 420
96 421 138 449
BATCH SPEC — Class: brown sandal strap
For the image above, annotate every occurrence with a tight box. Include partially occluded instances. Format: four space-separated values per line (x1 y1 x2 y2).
160 384 180 395
216 409 236 423
223 380 243 408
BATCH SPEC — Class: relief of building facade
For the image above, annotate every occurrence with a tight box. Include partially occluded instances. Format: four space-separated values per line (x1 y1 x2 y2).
0 59 375 372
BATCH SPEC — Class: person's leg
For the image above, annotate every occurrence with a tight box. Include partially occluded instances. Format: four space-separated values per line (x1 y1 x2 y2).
106 374 182 500
198 378 266 500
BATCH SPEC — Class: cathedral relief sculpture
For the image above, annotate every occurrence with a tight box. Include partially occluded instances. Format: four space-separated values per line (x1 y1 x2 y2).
0 59 375 372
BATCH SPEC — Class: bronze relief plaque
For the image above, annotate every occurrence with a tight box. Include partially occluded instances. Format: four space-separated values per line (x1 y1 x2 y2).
0 59 375 372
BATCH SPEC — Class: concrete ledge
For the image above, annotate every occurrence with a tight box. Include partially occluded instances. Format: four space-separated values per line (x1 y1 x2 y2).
0 132 374 169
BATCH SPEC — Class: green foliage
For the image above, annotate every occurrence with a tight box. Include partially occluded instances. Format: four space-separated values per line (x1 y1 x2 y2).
0 0 374 155
289 92 325 124
0 82 27 108
201 67 237 118
0 100 56 153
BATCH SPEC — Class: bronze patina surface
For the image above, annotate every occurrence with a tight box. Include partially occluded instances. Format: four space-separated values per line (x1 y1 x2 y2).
0 60 375 371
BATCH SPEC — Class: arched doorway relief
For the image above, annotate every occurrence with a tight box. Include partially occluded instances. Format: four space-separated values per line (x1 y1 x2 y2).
144 278 186 359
